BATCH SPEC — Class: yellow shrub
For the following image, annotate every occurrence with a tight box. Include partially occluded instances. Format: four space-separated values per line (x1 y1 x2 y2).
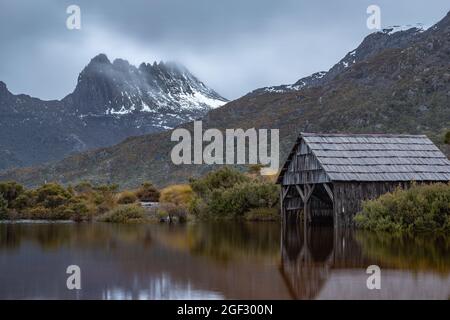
160 184 193 207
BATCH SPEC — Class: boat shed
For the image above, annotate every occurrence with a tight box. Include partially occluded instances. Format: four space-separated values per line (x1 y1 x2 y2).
276 133 450 227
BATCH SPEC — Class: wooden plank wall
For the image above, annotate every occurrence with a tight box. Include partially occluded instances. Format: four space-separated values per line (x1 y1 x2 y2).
282 140 330 185
333 181 411 226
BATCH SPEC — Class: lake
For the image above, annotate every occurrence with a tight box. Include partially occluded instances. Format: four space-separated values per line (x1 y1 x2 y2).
0 221 449 299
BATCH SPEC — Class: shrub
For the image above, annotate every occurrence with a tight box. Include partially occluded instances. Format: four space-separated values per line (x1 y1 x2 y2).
0 181 24 204
98 204 146 223
354 183 450 233
73 181 94 193
35 183 72 209
189 167 279 219
136 182 160 202
0 194 8 220
117 191 138 204
160 184 193 207
190 167 250 198
248 164 265 176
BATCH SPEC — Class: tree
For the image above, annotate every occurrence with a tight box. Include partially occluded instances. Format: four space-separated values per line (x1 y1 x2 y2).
0 182 24 203
0 194 8 220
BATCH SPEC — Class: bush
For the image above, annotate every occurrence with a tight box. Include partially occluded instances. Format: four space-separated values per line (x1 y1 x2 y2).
354 183 450 233
0 181 24 205
244 207 280 221
0 194 8 220
117 191 138 204
160 184 193 207
136 182 160 202
98 204 146 223
35 183 72 209
189 167 279 219
190 167 250 198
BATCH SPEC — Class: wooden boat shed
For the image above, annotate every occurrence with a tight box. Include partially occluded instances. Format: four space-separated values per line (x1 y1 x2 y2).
276 133 450 227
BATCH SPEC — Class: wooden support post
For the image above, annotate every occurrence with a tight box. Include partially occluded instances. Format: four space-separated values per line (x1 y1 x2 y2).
323 183 334 203
295 185 305 202
303 184 315 225
280 188 284 221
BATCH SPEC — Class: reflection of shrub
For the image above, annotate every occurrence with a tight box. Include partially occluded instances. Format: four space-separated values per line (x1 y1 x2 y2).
98 204 145 223
189 167 279 219
136 182 160 202
354 183 450 233
160 184 193 207
117 191 138 204
244 207 279 221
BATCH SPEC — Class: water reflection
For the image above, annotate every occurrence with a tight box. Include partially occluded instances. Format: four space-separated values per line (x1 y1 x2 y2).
280 223 450 299
0 222 449 299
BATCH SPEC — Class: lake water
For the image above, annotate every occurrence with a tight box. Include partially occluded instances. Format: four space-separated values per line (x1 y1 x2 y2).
0 221 449 299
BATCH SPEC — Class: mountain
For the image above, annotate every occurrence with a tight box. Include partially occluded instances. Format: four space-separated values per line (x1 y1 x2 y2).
2 11 450 188
250 24 429 96
0 55 227 170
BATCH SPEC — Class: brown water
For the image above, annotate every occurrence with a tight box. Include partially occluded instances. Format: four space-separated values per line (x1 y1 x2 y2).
0 221 448 299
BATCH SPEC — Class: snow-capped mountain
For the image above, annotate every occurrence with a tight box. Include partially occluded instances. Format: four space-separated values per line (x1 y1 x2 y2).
248 23 428 96
0 54 227 170
64 54 227 126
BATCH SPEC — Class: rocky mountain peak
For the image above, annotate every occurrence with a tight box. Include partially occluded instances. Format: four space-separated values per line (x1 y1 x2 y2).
0 81 8 95
64 54 227 116
89 53 111 65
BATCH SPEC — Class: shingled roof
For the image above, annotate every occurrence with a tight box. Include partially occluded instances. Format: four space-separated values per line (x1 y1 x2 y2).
277 133 450 183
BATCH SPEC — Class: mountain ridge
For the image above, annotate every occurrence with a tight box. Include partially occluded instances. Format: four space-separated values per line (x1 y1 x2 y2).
0 55 227 170
2 11 450 188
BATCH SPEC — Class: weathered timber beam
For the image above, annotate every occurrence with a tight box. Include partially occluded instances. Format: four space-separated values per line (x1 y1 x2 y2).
304 184 315 203
295 185 305 202
323 183 334 203
282 185 291 202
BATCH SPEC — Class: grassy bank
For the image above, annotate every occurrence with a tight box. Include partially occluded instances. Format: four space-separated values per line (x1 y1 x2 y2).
354 183 450 234
0 166 280 223
0 181 160 223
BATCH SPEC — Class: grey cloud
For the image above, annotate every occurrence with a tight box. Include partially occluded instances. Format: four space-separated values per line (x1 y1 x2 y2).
0 0 449 100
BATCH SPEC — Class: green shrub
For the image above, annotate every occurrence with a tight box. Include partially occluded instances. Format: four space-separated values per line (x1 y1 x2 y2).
35 183 72 209
0 181 24 204
0 194 8 220
190 167 250 198
189 167 279 219
136 182 160 202
117 191 138 204
354 183 450 233
98 204 146 223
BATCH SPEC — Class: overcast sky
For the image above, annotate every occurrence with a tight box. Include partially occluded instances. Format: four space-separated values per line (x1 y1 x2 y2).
0 0 449 100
